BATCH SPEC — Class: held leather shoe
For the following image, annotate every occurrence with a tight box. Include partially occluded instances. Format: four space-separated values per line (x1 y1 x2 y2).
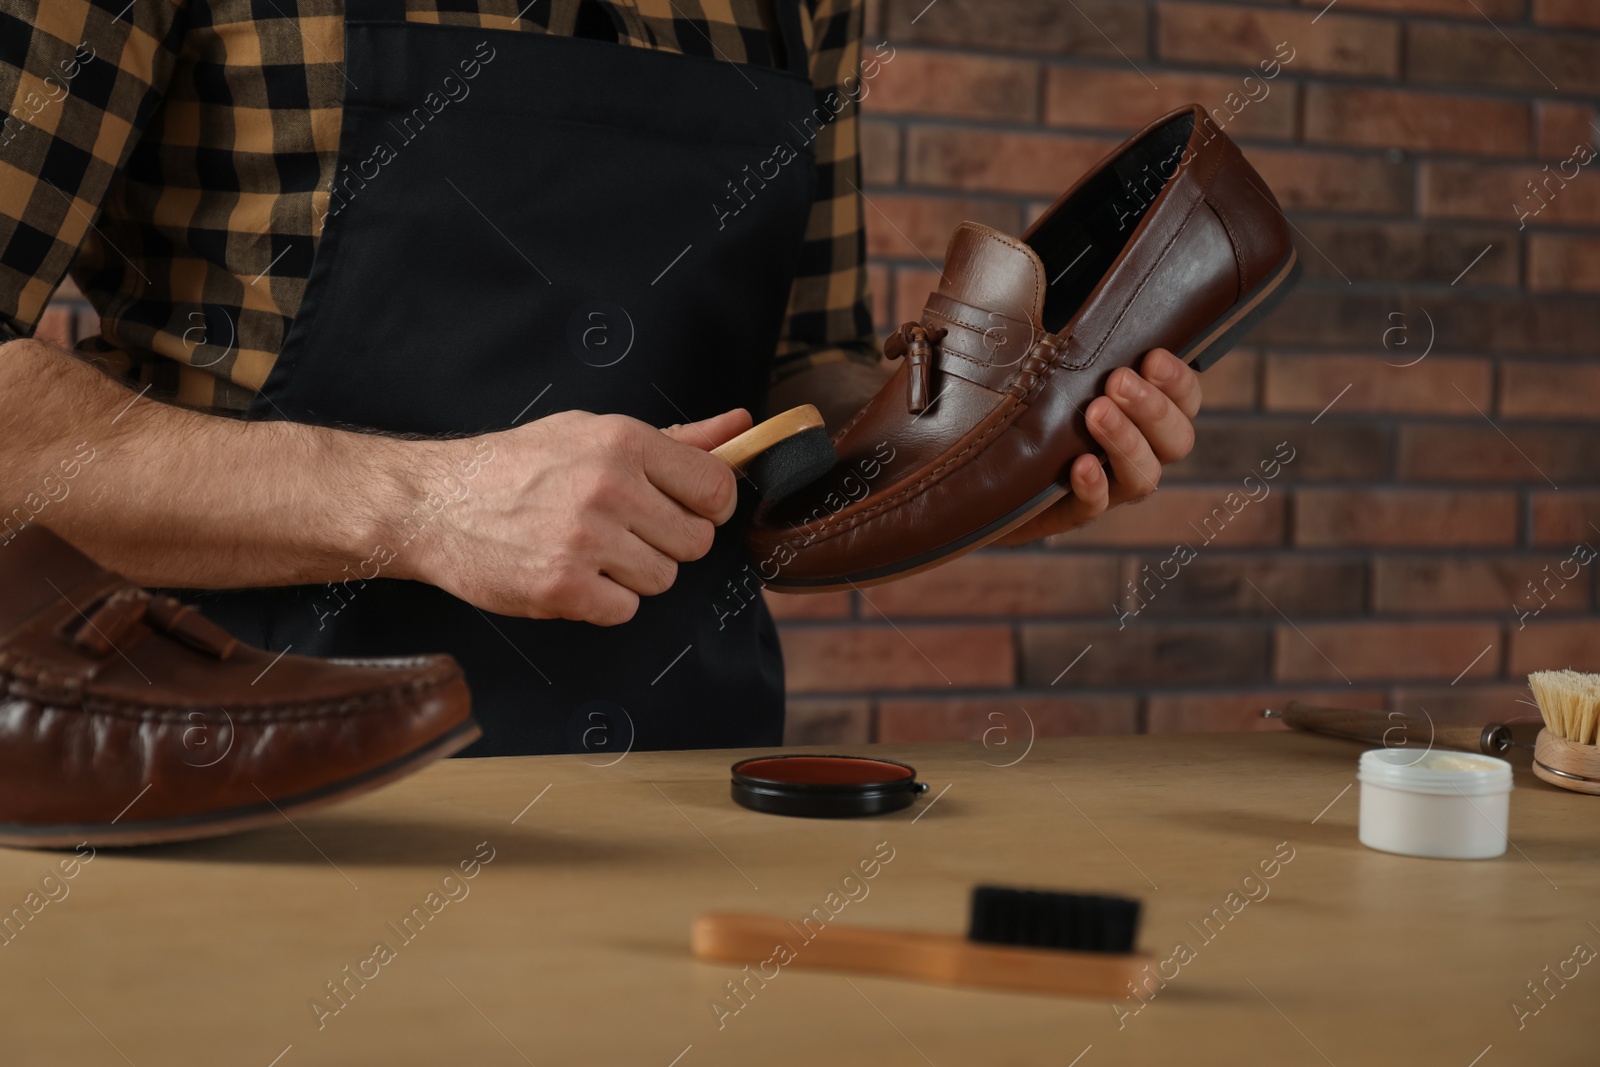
747 104 1299 591
0 525 479 848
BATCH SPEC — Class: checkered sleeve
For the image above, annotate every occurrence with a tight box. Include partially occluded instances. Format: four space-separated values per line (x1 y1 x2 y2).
769 0 878 386
0 0 186 342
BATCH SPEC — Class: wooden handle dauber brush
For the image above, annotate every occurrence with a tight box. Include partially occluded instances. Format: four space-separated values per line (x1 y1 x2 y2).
693 886 1151 998
709 404 837 501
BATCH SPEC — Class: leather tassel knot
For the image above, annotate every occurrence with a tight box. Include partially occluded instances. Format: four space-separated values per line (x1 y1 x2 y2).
883 322 948 415
73 589 239 661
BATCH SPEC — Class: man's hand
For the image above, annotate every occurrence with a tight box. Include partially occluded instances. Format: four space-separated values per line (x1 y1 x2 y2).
401 409 749 626
994 348 1200 545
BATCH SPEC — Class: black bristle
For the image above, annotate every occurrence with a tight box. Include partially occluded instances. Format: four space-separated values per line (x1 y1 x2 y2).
968 885 1141 954
744 425 837 501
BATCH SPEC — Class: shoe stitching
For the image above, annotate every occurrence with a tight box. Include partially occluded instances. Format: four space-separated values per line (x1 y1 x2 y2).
763 394 1029 551
1056 141 1229 376
771 138 1233 556
0 662 459 722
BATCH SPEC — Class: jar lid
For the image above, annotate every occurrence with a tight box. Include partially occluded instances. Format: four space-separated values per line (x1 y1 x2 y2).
730 755 929 818
1358 747 1514 796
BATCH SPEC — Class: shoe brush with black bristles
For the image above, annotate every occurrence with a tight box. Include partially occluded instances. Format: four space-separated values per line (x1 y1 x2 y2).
710 404 837 501
692 886 1150 997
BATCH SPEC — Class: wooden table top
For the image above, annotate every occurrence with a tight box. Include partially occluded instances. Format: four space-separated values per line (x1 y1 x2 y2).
1 732 1594 1066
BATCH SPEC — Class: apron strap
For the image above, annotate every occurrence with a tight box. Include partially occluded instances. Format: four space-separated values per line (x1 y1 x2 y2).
344 0 407 21
772 0 810 79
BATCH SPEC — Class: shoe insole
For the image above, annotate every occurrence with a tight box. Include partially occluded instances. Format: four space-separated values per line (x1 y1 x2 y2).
1028 112 1195 336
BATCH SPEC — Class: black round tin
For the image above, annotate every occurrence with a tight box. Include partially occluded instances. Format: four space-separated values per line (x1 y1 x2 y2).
730 755 929 818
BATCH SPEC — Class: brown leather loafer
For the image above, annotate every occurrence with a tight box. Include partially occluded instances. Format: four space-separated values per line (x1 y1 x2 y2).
0 526 478 848
747 104 1298 591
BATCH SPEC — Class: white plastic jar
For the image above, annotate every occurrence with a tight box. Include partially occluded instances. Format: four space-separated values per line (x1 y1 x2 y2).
1357 748 1513 860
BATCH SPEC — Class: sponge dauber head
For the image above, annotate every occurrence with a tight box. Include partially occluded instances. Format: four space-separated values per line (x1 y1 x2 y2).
968 885 1141 954
743 424 838 501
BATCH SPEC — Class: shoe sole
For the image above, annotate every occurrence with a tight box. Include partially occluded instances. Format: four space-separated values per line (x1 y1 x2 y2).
766 248 1301 593
0 716 482 850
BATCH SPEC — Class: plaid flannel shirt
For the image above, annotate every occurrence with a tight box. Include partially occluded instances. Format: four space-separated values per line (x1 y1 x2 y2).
0 0 876 411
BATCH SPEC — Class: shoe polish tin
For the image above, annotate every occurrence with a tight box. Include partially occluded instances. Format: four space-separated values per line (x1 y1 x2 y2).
1357 748 1513 860
730 755 929 818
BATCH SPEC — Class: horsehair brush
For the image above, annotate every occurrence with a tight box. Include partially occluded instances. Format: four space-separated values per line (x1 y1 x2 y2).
693 885 1150 998
1527 670 1600 795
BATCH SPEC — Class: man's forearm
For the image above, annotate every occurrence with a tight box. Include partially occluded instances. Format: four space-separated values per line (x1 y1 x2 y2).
0 338 421 588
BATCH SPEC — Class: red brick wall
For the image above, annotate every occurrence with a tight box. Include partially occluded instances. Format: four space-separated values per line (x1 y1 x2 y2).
776 0 1600 746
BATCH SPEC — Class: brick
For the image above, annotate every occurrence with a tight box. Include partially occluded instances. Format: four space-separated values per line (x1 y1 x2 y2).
1264 354 1493 416
1530 492 1600 546
860 118 901 186
888 0 1147 57
890 266 942 325
863 0 884 37
1158 4 1399 78
864 551 1121 617
1199 347 1259 411
1527 235 1600 293
1045 486 1286 548
1534 0 1600 28
1373 555 1584 615
1509 620 1600 674
1252 290 1600 356
1501 362 1600 418
1398 424 1600 484
1020 622 1271 687
906 126 1111 196
1274 622 1501 682
763 589 852 620
1044 68 1297 139
1288 221 1517 286
33 305 74 349
1422 160 1600 227
863 194 1021 261
1317 0 1521 15
1304 86 1529 157
1146 687 1387 734
1535 101 1598 158
866 262 891 328
1247 147 1412 214
1392 685 1541 724
869 49 1039 122
779 625 1013 692
783 700 872 746
1408 23 1600 95
1123 555 1365 618
1167 418 1387 483
1294 490 1517 547
877 695 1138 743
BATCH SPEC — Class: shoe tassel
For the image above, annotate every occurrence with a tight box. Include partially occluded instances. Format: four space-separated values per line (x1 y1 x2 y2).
884 322 948 415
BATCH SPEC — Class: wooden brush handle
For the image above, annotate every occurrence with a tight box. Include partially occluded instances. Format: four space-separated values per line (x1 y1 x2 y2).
1281 702 1501 754
710 405 824 473
1533 729 1600 795
692 912 1148 998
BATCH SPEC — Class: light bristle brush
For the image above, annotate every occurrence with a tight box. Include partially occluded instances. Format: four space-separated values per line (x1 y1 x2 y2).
693 886 1149 997
709 404 837 501
1527 670 1600 795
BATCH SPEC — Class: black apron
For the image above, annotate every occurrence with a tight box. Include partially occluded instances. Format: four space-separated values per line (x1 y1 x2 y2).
190 0 818 756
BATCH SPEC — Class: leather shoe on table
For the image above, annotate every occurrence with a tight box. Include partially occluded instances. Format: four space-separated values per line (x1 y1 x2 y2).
0 525 478 848
748 104 1298 591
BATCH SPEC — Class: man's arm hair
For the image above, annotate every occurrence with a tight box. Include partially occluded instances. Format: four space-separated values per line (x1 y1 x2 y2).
0 337 425 588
